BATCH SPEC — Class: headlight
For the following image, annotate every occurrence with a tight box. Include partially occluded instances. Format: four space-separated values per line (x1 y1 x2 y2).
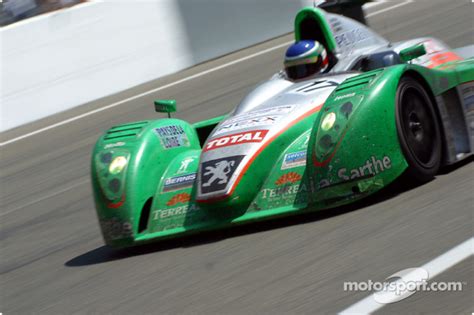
321 112 336 131
109 156 128 174
95 149 130 202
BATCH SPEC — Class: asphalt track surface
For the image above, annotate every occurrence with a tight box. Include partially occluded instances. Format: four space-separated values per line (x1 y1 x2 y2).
1 1 473 314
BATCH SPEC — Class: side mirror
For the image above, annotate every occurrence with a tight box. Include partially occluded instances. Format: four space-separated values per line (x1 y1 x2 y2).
154 99 177 118
400 44 427 63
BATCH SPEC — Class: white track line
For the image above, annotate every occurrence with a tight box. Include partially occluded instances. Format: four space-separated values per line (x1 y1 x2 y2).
363 0 387 10
366 0 413 18
339 237 474 315
0 0 412 147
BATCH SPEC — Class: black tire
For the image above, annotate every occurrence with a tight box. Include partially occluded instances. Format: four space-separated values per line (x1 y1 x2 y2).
395 76 442 183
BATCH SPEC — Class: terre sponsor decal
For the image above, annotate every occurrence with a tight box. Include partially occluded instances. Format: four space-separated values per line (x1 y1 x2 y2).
275 172 302 186
281 151 306 170
204 130 268 152
163 173 196 192
154 125 190 149
200 155 245 194
152 204 201 220
256 182 308 209
166 193 191 206
260 183 307 199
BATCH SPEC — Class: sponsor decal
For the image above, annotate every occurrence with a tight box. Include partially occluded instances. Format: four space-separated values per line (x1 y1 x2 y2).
163 173 196 192
298 133 311 150
204 130 268 152
334 92 355 101
152 204 201 220
100 218 132 240
200 155 244 194
329 17 343 33
225 105 295 124
259 182 308 206
166 192 191 206
281 151 307 170
214 116 279 135
177 157 195 174
337 155 391 180
154 125 190 149
319 155 392 188
213 105 295 136
104 141 126 149
335 28 368 48
428 52 462 69
275 172 302 186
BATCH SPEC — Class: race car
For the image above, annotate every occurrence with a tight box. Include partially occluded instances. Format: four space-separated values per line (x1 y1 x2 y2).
91 6 474 248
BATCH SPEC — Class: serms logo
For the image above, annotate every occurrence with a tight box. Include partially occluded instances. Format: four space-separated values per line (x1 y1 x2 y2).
204 130 268 152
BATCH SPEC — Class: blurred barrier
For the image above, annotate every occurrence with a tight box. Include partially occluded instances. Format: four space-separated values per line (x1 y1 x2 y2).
1 0 311 131
1 0 87 26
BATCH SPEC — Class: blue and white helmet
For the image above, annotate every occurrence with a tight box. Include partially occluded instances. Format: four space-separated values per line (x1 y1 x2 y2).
284 40 329 80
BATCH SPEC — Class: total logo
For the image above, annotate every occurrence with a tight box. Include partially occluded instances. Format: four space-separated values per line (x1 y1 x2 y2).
204 130 268 152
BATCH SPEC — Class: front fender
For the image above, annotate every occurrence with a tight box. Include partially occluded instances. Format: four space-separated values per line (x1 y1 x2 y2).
91 119 201 247
307 66 410 207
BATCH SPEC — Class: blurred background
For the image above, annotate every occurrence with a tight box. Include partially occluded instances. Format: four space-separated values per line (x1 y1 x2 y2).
1 0 87 26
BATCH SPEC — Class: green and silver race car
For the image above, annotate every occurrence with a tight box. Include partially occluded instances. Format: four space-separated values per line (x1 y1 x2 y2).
91 7 474 248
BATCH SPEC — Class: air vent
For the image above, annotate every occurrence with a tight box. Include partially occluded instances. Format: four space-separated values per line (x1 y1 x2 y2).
104 121 149 141
335 69 383 93
138 197 153 233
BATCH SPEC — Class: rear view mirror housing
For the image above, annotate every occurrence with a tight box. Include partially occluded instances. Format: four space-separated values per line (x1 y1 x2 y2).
400 44 427 63
154 99 177 118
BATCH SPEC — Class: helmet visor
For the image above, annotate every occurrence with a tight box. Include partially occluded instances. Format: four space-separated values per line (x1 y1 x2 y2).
285 56 324 80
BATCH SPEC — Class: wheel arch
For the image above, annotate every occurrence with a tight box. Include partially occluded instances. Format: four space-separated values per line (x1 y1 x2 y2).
401 67 472 164
399 69 449 165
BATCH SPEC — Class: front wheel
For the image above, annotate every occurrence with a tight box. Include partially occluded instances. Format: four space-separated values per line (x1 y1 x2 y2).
395 77 442 183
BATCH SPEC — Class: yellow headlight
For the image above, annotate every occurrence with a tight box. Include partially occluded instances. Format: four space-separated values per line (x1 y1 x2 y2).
109 156 128 175
321 112 336 131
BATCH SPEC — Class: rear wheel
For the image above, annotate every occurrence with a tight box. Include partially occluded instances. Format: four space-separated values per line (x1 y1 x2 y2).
395 77 441 183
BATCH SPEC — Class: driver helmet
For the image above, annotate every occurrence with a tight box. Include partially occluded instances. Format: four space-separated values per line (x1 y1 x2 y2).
284 40 329 80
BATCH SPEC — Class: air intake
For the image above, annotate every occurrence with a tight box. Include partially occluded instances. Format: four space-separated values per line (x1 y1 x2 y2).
104 121 149 141
335 69 383 93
